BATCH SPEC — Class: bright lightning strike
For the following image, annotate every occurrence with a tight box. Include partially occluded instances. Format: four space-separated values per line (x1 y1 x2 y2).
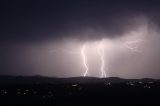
124 39 146 54
97 41 107 78
81 44 89 77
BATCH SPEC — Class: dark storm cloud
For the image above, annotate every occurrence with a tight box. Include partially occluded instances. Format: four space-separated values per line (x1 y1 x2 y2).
2 0 160 42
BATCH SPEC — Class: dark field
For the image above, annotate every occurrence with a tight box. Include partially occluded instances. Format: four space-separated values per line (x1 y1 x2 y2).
0 76 160 105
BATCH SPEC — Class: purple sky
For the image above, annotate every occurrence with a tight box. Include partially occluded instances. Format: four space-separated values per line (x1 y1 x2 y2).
1 0 160 78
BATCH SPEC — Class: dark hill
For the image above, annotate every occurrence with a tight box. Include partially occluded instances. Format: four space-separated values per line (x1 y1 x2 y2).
0 75 158 84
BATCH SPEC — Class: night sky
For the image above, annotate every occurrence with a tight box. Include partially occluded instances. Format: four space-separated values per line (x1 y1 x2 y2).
1 0 160 78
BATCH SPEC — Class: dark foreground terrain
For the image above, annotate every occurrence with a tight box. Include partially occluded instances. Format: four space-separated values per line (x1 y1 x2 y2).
0 76 160 105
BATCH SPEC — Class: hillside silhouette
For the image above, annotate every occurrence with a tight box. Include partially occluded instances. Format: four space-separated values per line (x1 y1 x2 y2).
0 75 160 105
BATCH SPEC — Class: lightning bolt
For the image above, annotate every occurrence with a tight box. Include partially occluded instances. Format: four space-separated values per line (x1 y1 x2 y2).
81 44 89 77
124 39 146 54
97 41 107 78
